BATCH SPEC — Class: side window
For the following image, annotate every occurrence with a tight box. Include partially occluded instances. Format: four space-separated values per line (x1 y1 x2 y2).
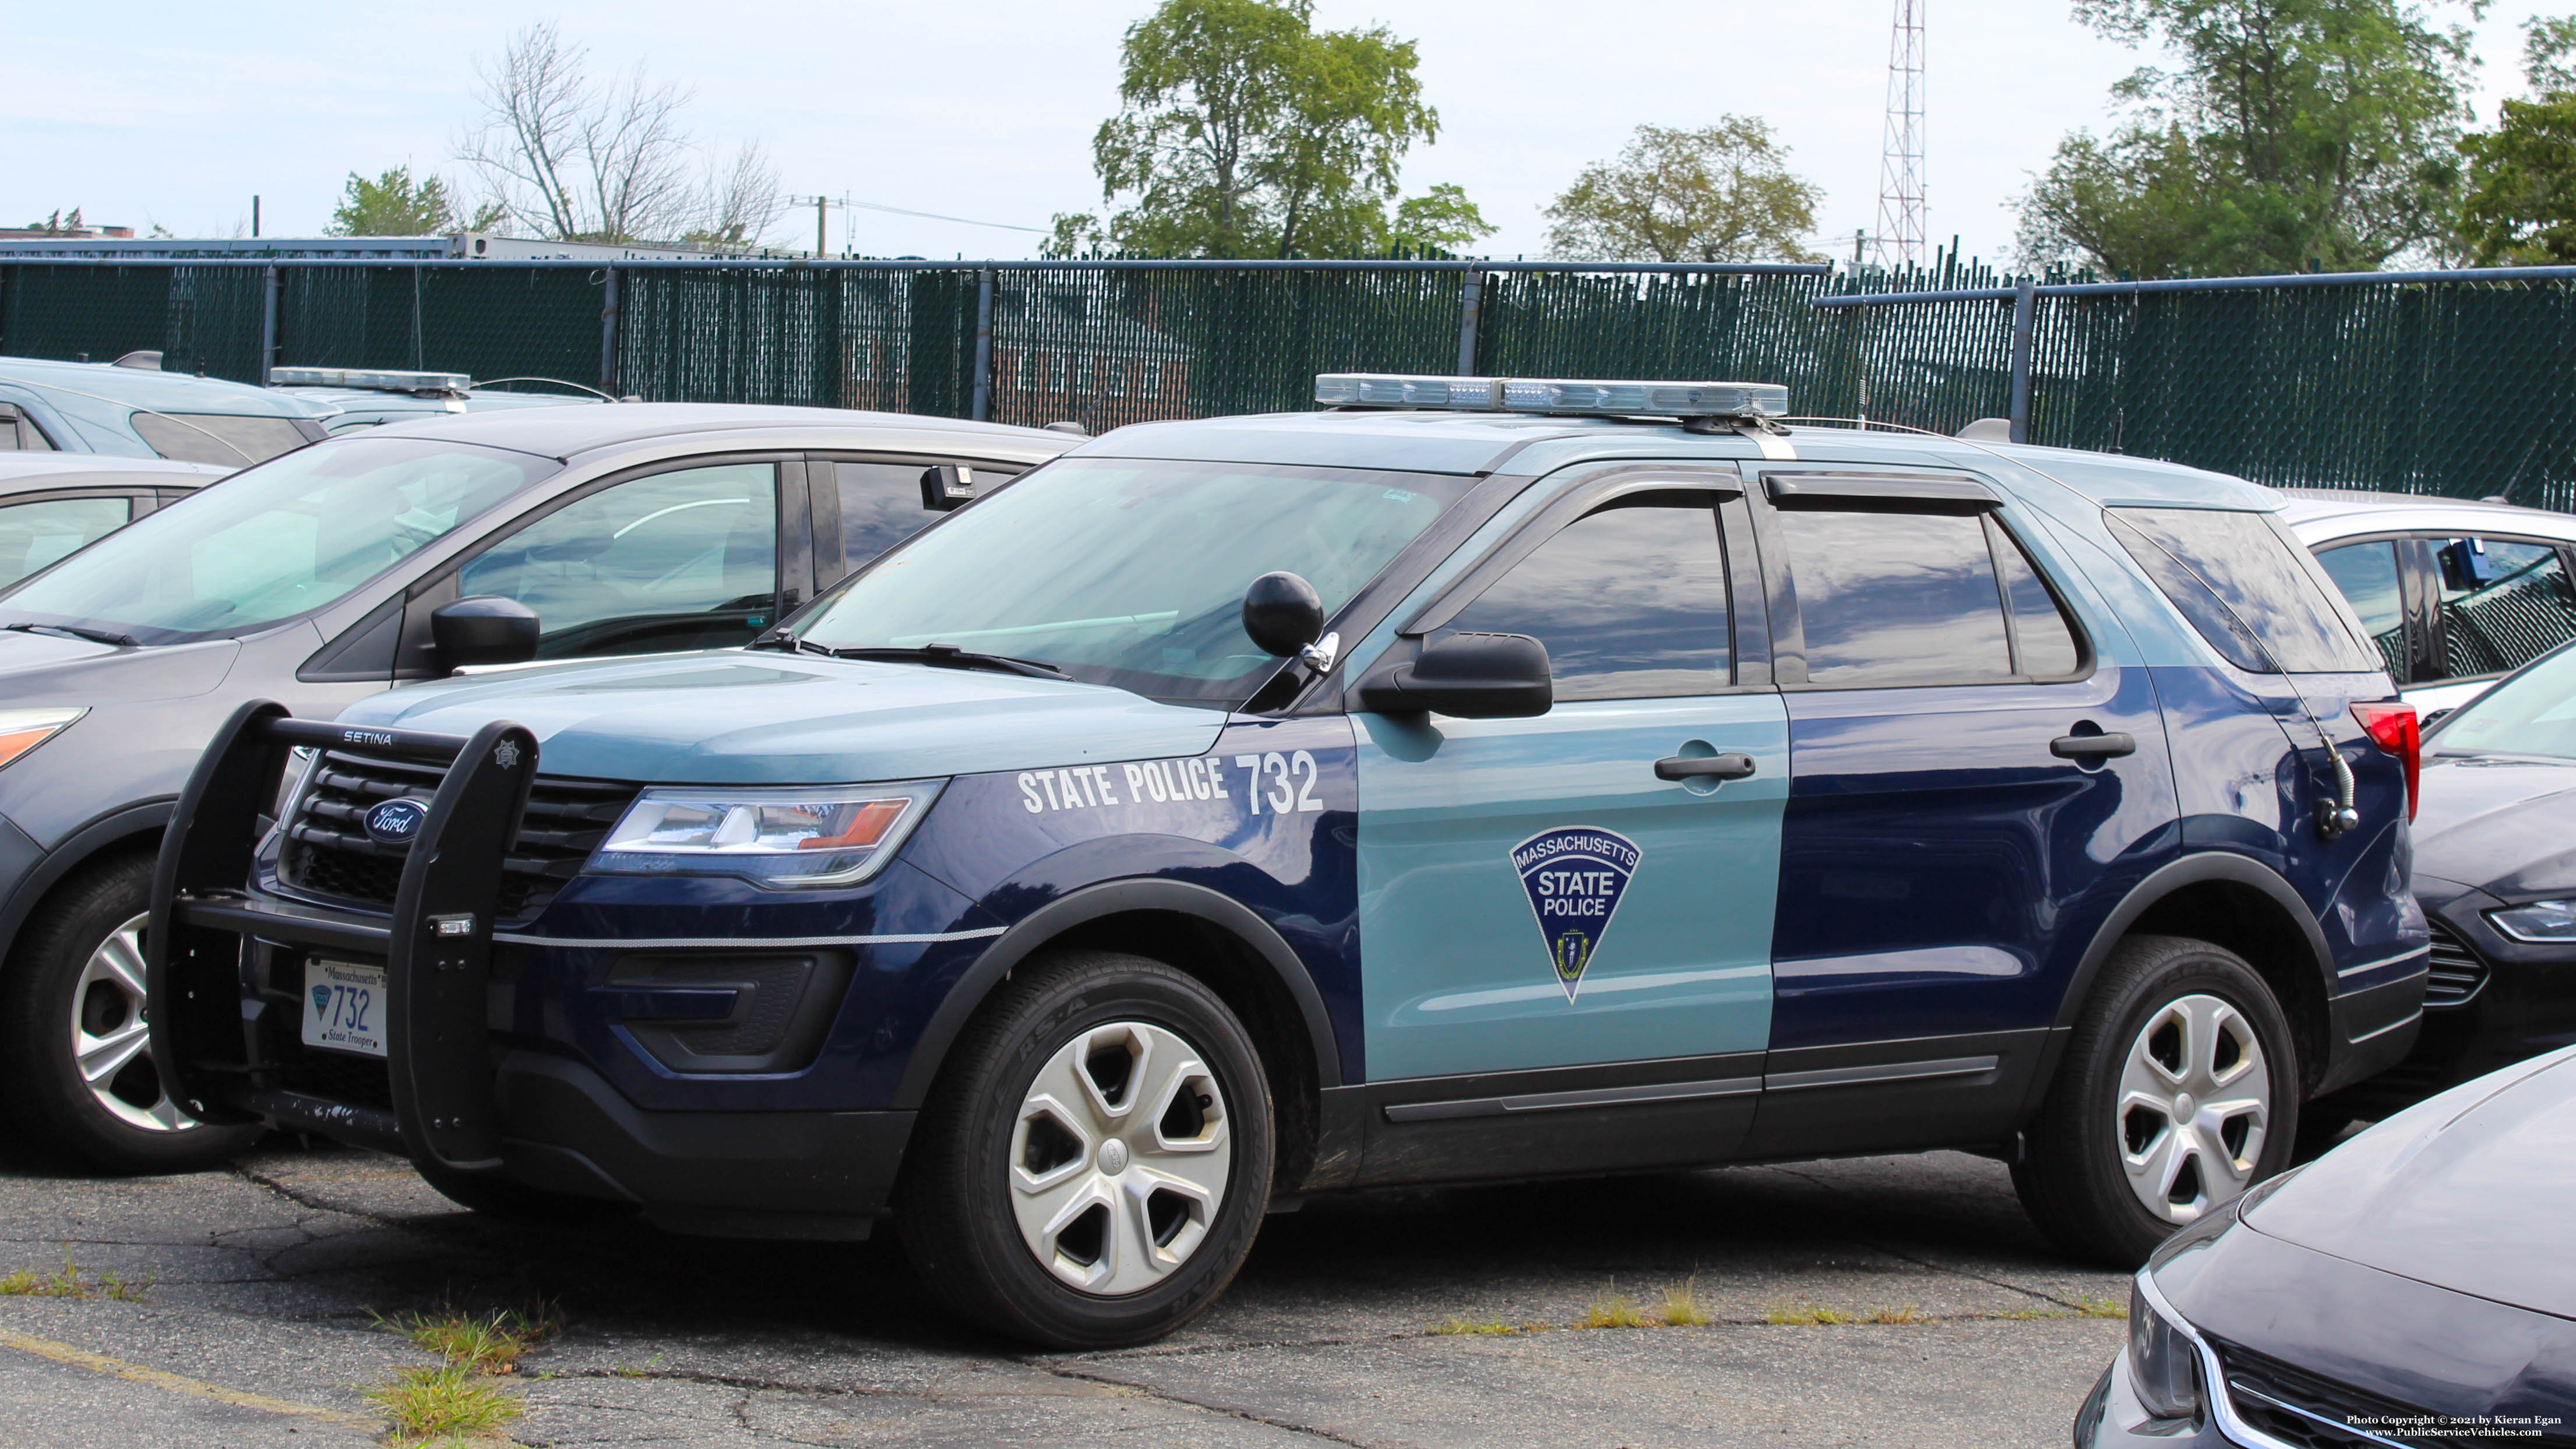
833 461 951 568
128 413 310 466
2109 507 2376 673
0 403 57 452
0 496 131 587
1774 508 2014 685
2316 541 2409 678
1990 517 2082 676
457 463 779 658
1444 493 1731 700
2429 536 2576 679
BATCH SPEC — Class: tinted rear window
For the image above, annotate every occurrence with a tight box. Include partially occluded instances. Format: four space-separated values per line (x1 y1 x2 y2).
2110 507 2375 673
130 412 311 466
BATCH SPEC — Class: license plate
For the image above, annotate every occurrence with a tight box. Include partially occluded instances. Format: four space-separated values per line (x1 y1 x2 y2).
301 959 387 1057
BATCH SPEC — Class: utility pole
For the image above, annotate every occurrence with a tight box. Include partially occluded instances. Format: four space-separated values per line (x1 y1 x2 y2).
790 194 852 258
252 195 261 239
1874 0 1927 269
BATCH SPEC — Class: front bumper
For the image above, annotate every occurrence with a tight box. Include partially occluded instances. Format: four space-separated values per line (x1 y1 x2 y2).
148 703 922 1239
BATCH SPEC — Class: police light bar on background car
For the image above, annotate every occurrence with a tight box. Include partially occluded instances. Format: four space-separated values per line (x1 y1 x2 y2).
269 367 472 394
1314 373 1789 419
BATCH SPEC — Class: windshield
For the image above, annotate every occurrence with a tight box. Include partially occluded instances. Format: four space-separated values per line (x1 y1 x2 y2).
0 436 555 642
2428 643 2576 761
797 458 1474 701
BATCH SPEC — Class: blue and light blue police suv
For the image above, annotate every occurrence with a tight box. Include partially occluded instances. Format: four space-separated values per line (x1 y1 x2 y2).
149 375 2431 1347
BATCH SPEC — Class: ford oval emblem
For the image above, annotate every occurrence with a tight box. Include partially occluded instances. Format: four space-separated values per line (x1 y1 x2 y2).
361 798 430 845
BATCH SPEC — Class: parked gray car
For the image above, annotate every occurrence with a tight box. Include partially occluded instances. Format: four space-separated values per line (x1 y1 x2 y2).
0 403 1074 1170
0 454 232 589
0 354 334 464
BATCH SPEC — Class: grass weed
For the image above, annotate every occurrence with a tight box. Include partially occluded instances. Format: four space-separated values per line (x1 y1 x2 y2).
362 1363 522 1444
376 1304 560 1374
1432 1317 1521 1335
2073 1295 2126 1318
1578 1289 1648 1330
1658 1278 1712 1327
0 1244 150 1301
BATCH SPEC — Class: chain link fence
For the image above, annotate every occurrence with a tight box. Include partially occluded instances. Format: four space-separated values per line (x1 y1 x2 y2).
2 256 2571 507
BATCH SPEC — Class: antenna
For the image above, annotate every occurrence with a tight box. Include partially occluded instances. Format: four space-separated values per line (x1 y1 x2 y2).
1874 0 1927 270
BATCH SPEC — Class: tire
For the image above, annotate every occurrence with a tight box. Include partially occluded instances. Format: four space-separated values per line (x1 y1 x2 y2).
2013 934 2302 1266
0 853 263 1173
895 950 1275 1349
413 1157 638 1227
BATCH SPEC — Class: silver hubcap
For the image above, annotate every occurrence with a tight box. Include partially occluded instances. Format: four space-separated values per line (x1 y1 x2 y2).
69 912 196 1133
2117 993 2268 1224
1009 1021 1231 1295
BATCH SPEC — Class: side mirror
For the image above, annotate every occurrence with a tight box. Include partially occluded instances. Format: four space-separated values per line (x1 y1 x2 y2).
1242 572 1325 657
921 464 978 512
1356 632 1552 719
431 596 540 671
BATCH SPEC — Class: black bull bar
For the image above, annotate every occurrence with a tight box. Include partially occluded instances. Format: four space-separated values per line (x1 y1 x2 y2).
146 700 538 1175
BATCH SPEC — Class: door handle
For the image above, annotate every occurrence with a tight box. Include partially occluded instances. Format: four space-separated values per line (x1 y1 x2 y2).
1655 753 1756 781
2050 732 2137 760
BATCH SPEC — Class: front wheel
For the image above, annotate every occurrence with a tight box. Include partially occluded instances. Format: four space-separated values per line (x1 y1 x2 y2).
0 854 263 1172
896 951 1274 1348
2014 934 2301 1265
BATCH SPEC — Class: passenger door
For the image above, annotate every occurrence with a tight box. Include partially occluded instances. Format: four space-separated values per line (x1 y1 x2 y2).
2417 533 2576 711
397 457 803 671
1354 472 1788 1176
1742 469 2176 1157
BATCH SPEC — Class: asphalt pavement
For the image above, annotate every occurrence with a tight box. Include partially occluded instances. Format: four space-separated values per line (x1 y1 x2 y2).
0 1140 2131 1447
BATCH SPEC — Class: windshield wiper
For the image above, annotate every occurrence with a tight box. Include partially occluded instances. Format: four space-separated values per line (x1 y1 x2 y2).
814 644 1067 679
6 622 140 648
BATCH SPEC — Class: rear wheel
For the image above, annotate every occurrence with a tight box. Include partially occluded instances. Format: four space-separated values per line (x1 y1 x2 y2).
2014 935 2300 1265
896 951 1274 1348
0 854 262 1172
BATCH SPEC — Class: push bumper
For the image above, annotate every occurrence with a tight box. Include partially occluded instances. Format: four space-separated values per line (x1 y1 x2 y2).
147 701 907 1239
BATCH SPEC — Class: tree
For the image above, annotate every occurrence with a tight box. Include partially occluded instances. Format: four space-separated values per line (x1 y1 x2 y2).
1048 0 1486 258
454 23 783 246
323 165 503 235
1542 121 1824 263
2457 17 2576 264
2015 0 2479 278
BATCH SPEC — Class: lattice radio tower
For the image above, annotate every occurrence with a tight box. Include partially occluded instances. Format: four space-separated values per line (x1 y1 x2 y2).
1874 0 1928 270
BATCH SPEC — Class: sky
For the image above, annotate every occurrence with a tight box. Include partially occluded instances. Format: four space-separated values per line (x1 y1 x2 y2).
3 1 2564 267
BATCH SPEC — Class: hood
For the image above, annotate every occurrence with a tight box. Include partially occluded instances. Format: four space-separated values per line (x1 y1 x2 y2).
339 650 1229 784
2412 753 2576 897
0 632 239 704
2244 1047 2576 1318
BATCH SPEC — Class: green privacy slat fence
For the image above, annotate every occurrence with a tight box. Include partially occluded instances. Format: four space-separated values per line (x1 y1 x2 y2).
2 256 2573 507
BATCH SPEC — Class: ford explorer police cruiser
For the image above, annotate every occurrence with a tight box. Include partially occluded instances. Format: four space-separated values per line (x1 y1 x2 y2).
147 376 2430 1348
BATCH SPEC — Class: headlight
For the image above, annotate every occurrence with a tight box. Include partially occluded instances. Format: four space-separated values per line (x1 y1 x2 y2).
590 781 943 887
0 707 85 771
2488 899 2576 943
2127 1270 2204 1421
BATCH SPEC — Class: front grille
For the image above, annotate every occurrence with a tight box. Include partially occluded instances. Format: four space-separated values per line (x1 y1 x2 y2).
2424 923 2489 1007
269 1046 395 1112
279 750 639 923
2218 1341 2478 1448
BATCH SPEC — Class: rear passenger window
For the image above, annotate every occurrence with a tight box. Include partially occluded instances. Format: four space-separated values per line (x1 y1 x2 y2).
1445 495 1730 699
1990 519 2081 676
2110 507 2375 673
2430 537 2576 678
2316 541 2408 676
1777 509 2011 685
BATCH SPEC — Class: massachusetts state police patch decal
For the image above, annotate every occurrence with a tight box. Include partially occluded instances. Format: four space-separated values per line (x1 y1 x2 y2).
1511 827 1641 1000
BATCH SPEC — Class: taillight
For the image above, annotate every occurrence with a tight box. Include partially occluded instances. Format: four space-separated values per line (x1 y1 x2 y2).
2351 701 2420 822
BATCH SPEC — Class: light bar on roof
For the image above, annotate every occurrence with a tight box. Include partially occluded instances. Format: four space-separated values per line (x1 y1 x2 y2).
1316 373 1788 419
269 367 471 394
